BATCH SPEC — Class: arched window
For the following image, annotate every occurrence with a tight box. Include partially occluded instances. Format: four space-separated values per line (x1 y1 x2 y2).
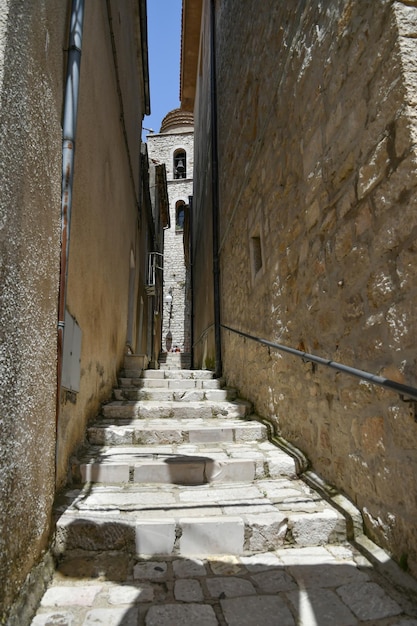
173 149 186 179
175 200 185 231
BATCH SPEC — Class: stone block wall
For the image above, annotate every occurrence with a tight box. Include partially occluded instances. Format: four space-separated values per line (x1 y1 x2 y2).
147 130 194 180
197 0 417 573
147 130 193 354
163 179 192 353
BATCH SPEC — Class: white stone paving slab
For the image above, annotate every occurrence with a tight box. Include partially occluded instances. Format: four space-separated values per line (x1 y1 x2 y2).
141 370 166 379
135 520 176 555
80 463 129 483
126 377 169 388
240 552 282 571
256 480 310 500
71 489 177 508
133 457 255 484
168 379 199 389
276 546 338 566
102 400 251 420
40 586 102 607
83 608 139 626
179 484 262 503
179 517 245 555
163 370 215 380
32 612 76 626
204 389 234 401
107 583 154 604
134 459 206 484
201 379 222 389
189 427 235 443
207 459 255 482
223 500 277 515
88 426 134 445
88 418 268 447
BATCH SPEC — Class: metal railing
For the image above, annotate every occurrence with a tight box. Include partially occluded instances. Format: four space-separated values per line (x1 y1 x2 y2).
221 324 417 412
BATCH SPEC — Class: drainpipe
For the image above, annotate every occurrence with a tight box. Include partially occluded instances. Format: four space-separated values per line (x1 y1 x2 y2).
188 195 194 369
210 0 222 378
56 0 85 426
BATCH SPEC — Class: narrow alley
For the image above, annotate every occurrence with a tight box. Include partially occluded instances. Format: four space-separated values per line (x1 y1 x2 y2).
3 1 417 624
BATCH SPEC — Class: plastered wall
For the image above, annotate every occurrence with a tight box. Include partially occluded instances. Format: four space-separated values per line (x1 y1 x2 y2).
0 2 150 620
56 0 148 488
0 1 66 619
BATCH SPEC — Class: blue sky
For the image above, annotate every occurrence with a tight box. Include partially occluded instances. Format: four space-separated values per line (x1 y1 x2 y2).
143 0 182 139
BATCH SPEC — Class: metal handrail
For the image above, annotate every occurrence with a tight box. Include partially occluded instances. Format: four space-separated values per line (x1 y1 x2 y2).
221 324 417 406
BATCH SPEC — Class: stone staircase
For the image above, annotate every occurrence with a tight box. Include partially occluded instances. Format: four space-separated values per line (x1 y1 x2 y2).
54 364 347 558
29 363 417 626
158 351 192 370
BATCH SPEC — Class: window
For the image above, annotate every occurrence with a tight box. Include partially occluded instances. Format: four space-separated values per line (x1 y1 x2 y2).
251 236 262 274
250 230 263 284
174 149 186 179
176 201 185 231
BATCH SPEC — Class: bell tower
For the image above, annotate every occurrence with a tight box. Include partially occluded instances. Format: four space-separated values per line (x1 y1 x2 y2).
147 108 194 366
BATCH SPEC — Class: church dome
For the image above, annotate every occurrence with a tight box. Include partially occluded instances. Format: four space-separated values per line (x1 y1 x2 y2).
160 108 194 134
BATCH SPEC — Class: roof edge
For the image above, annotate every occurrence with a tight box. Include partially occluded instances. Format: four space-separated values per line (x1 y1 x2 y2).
180 0 203 112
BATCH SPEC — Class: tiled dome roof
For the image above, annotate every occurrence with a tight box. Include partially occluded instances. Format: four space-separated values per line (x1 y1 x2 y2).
160 108 194 133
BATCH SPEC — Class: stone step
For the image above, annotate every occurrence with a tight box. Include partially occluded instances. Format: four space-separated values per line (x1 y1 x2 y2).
101 399 252 421
56 369 346 566
113 387 236 402
54 479 347 557
158 360 192 367
141 369 216 380
74 455 255 485
159 353 192 370
71 440 297 485
87 416 267 446
123 369 214 379
118 377 223 390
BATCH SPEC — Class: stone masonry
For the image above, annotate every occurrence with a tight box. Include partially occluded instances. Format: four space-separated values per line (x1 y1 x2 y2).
147 110 193 356
189 0 417 577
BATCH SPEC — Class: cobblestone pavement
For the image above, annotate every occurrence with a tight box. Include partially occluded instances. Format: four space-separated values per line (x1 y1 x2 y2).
31 544 417 626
